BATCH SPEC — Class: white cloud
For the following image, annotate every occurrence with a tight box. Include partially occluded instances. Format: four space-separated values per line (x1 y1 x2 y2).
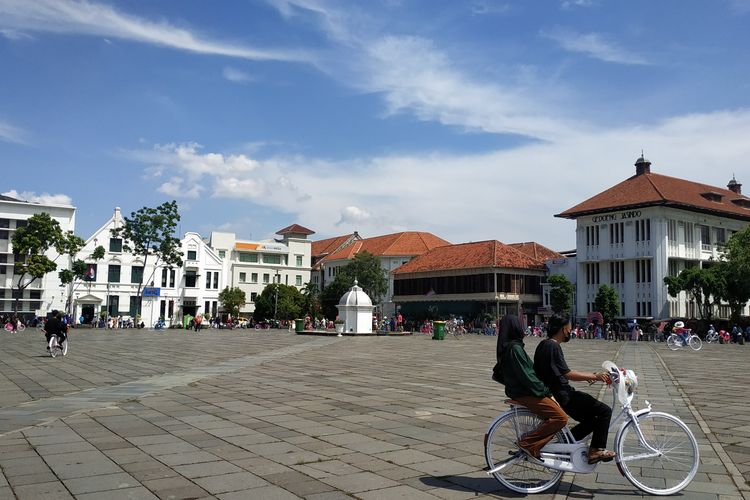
541 28 648 65
0 119 28 144
222 67 254 83
0 0 313 63
561 0 594 9
2 189 73 206
0 27 32 39
130 108 750 249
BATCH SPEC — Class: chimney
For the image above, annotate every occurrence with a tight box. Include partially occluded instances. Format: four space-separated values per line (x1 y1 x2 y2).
634 154 651 175
727 175 742 195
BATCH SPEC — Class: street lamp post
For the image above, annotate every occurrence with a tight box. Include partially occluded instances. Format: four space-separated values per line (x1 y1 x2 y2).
273 270 279 323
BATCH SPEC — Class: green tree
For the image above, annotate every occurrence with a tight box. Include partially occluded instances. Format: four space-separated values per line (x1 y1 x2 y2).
111 201 183 316
253 284 304 321
548 274 574 314
663 265 721 320
300 282 321 317
715 227 750 323
59 245 105 315
218 286 246 318
11 212 84 314
593 284 620 324
321 252 388 319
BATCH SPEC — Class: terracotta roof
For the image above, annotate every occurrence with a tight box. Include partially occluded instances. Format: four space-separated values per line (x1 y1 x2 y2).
235 242 260 251
393 240 544 275
556 171 750 220
508 242 563 263
312 234 357 258
276 223 315 235
324 231 450 261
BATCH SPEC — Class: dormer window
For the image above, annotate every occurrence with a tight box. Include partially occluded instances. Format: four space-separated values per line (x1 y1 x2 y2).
700 191 724 202
731 198 750 209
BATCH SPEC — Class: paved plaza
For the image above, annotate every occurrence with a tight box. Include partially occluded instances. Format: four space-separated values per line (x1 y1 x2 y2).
0 328 748 500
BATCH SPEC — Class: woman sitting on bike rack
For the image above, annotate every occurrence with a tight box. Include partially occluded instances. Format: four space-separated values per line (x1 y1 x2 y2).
534 313 615 464
492 315 567 461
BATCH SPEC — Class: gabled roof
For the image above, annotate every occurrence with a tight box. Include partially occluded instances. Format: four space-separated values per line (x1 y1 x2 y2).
276 223 315 236
508 242 563 262
324 231 450 262
556 172 750 221
312 233 359 259
393 240 544 275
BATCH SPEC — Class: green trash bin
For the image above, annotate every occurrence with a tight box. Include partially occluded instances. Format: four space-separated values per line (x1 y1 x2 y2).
433 321 446 340
294 318 304 333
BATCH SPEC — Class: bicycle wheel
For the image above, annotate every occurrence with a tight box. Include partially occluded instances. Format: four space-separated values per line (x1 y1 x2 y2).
666 335 680 350
705 333 716 344
18 324 26 332
485 409 563 494
616 411 699 495
48 338 58 358
688 336 702 351
61 340 68 356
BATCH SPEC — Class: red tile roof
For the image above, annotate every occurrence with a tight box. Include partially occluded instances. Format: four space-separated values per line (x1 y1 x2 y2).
312 234 357 258
556 172 750 220
393 240 545 275
276 223 315 235
324 231 450 261
508 242 563 262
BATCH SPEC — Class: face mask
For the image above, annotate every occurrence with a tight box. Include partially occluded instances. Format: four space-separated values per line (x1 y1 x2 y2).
563 324 572 342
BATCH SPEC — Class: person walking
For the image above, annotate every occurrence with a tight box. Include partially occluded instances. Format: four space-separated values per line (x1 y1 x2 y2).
492 315 567 461
534 313 615 464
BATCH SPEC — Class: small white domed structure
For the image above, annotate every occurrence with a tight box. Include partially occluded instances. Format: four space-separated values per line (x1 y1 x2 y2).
336 280 374 334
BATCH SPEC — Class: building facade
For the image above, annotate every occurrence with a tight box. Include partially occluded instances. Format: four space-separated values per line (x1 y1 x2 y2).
209 224 314 316
0 194 76 319
392 240 555 326
557 156 750 321
71 208 224 327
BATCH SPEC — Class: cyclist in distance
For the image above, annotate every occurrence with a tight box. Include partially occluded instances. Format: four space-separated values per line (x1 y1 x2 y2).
534 313 615 464
43 310 67 351
492 314 567 461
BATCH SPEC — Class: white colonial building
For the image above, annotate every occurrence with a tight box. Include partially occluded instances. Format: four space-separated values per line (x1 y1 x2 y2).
209 224 314 316
71 207 224 327
556 156 750 321
0 194 77 319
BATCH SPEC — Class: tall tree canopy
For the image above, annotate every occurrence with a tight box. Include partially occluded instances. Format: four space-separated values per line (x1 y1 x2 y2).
59 245 105 315
111 201 183 316
253 284 304 321
593 284 620 324
218 286 246 318
663 265 721 320
548 274 574 315
321 251 388 319
715 226 750 322
11 212 84 314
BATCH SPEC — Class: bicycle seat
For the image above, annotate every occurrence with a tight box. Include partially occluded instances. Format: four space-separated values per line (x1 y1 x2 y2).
505 399 526 407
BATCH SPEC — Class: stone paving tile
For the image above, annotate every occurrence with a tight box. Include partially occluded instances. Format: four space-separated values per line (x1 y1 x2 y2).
0 331 748 499
192 470 268 494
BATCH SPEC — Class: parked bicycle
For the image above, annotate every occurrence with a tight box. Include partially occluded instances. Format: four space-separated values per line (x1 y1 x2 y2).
154 318 166 330
666 331 702 351
705 328 729 344
4 322 25 332
484 360 699 495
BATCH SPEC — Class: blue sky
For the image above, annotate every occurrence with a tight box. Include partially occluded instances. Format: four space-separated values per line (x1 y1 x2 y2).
2 0 750 250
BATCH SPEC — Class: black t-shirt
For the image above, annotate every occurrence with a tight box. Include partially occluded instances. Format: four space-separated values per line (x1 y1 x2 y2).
44 317 63 336
534 339 571 399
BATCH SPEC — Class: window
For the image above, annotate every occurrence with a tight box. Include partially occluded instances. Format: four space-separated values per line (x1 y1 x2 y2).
0 230 8 240
168 299 174 318
684 222 694 245
205 300 210 314
296 255 303 267
635 219 651 242
715 227 726 245
108 295 120 315
109 238 123 252
250 292 257 302
239 252 258 263
635 259 651 283
608 261 624 284
161 268 176 288
15 220 27 229
263 254 281 264
131 266 143 284
185 271 197 288
668 220 677 242
218 250 226 259
609 222 624 244
586 225 600 246
586 263 600 285
239 272 246 283
0 218 8 228
212 301 218 317
107 264 121 283
206 272 213 288
263 273 270 284
251 272 258 283
160 300 166 318
187 250 197 260
213 272 218 289
84 263 97 281
700 225 711 247
295 275 302 286
30 290 41 299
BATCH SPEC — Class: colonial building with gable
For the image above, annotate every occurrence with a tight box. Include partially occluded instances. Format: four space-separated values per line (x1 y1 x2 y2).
556 156 750 321
314 231 450 317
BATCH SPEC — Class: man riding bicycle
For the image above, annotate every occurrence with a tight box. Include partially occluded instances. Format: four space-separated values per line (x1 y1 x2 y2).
43 310 67 351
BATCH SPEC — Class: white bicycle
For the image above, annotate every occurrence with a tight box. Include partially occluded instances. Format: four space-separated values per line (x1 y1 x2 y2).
485 361 699 495
666 331 702 351
48 334 68 358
